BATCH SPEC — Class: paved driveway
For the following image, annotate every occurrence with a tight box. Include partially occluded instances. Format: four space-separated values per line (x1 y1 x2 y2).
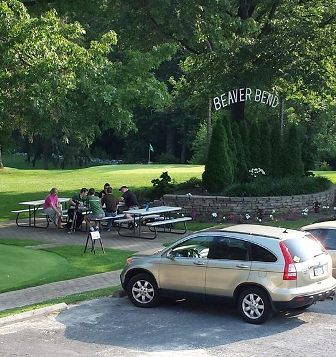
0 297 335 357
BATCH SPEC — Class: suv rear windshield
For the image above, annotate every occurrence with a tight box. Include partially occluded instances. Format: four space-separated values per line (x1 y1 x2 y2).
283 235 325 263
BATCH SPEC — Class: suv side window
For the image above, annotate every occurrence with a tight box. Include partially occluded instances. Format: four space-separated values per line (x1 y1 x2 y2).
170 236 212 259
324 230 336 250
208 236 249 261
251 243 277 262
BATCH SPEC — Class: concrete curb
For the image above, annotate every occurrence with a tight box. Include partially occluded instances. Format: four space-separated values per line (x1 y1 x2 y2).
0 302 68 327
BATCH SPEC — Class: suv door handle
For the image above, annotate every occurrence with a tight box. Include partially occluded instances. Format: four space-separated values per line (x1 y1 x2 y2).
236 264 249 269
193 261 205 266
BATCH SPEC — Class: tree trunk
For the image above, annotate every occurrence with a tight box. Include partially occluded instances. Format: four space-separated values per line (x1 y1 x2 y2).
180 125 186 163
207 98 212 152
0 146 4 169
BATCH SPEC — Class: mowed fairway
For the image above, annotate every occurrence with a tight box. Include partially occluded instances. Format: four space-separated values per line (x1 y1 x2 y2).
0 164 204 220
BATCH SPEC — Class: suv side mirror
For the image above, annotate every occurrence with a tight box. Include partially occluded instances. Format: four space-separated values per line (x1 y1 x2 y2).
167 250 175 260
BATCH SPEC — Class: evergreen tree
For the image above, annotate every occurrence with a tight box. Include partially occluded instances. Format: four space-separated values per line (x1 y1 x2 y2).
259 122 272 175
232 122 249 182
239 120 251 170
283 125 304 177
270 122 283 177
249 122 262 169
202 119 233 193
222 114 237 179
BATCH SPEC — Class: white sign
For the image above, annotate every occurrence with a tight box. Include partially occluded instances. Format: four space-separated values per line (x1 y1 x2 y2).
213 88 279 111
90 231 101 240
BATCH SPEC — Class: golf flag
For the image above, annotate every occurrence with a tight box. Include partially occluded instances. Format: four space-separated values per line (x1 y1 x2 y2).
149 143 154 152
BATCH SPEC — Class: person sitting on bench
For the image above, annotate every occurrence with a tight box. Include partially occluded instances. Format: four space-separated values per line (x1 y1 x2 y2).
119 185 139 228
119 186 139 211
99 182 110 199
66 187 88 232
43 187 63 229
85 188 105 232
101 186 118 231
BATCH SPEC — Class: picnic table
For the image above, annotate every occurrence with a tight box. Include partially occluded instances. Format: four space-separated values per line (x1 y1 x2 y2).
12 198 70 228
116 205 192 239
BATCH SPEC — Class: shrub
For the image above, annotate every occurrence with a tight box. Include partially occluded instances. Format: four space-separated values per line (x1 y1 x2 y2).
151 171 175 198
223 176 331 197
176 177 203 190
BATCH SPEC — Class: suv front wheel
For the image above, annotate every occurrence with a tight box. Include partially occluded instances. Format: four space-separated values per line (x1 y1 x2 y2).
238 287 271 324
127 273 159 308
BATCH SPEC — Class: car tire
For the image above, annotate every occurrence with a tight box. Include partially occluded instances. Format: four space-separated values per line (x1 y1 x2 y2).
238 287 271 324
126 273 160 308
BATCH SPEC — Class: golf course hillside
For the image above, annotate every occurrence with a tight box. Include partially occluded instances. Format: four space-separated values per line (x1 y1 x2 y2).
0 164 204 221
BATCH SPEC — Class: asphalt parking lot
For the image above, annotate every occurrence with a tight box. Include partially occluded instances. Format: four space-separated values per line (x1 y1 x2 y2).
0 296 335 357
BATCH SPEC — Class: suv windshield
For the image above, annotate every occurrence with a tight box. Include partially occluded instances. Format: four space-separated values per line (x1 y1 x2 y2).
284 234 325 263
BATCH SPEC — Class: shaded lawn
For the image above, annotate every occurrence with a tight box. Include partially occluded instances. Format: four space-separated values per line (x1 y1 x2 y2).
0 164 203 220
0 242 134 293
0 239 44 246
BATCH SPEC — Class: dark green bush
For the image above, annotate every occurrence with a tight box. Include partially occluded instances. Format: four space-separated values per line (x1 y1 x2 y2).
223 176 331 197
151 171 174 198
176 177 203 190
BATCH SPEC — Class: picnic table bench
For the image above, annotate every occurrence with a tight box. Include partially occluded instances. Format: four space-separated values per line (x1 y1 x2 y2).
146 216 192 235
116 206 192 239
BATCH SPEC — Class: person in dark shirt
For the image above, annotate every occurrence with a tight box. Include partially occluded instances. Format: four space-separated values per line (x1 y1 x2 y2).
119 186 139 210
101 187 118 231
99 182 110 199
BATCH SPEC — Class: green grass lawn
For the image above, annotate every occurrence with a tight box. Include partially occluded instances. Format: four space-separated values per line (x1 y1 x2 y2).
0 240 134 293
0 164 204 220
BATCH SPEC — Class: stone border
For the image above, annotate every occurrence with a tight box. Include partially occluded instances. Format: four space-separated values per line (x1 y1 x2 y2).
156 187 336 221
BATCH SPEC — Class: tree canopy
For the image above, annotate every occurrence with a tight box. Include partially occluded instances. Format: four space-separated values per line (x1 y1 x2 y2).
0 0 335 169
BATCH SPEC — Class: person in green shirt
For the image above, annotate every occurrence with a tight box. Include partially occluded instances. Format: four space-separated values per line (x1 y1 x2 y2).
66 188 88 231
85 188 105 231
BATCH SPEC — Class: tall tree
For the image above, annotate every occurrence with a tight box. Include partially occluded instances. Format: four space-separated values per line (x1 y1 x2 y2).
0 0 175 166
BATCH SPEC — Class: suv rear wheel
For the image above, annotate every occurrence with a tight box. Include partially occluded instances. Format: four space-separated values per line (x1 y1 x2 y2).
238 287 271 324
127 273 159 308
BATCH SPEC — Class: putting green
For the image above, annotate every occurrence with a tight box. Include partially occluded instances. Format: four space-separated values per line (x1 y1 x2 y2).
0 244 70 293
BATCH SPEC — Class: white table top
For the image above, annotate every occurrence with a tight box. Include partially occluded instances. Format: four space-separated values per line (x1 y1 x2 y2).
123 206 182 216
19 198 70 206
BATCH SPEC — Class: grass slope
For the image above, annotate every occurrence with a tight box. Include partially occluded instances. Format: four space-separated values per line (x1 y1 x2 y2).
0 164 203 220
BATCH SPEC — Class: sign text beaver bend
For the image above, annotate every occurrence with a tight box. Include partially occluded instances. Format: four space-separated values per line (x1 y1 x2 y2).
213 88 279 111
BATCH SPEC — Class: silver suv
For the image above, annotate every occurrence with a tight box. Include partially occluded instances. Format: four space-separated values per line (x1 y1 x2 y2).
120 224 336 324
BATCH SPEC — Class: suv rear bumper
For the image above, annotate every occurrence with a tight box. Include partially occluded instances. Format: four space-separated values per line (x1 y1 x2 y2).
273 287 335 310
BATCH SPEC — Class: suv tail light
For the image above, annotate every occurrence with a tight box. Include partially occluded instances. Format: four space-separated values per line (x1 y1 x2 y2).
280 241 297 280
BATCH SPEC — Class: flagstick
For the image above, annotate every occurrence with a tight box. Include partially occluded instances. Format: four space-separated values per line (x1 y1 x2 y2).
148 145 151 164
